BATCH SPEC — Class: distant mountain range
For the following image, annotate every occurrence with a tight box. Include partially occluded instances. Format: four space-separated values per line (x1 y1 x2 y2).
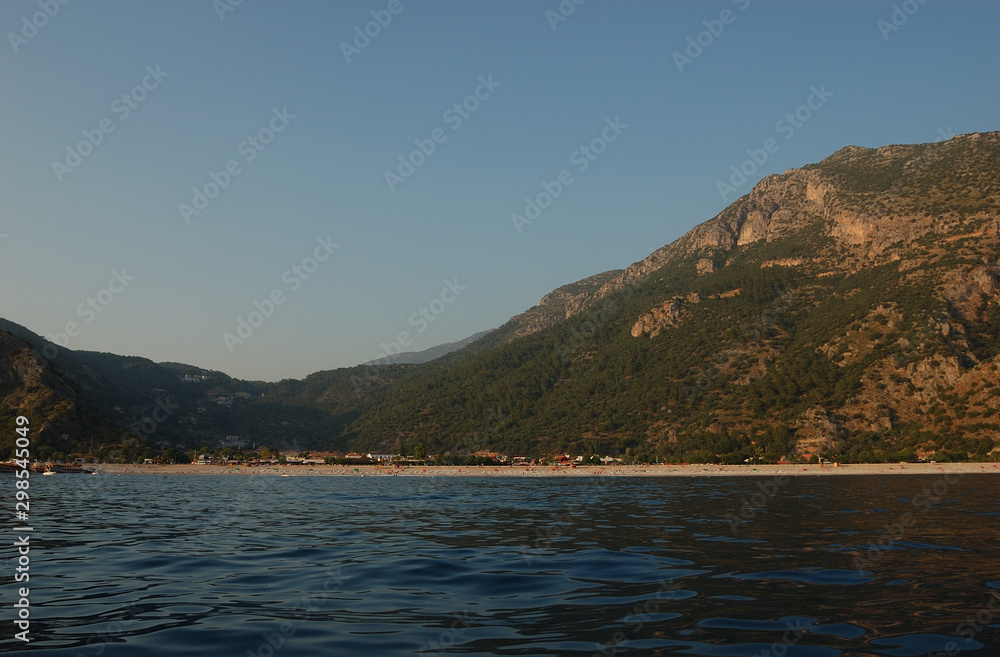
3 132 1000 463
362 330 494 365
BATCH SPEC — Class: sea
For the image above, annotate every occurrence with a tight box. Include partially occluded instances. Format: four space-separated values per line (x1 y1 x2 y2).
2 473 998 656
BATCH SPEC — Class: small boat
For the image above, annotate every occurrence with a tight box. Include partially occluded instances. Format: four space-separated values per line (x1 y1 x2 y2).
42 469 56 476
34 463 85 474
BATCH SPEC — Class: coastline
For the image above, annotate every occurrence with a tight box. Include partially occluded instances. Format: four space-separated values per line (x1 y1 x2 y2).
83 462 1000 477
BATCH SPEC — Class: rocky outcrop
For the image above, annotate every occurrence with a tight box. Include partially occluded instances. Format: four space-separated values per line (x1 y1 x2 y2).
737 210 769 246
502 132 1000 348
503 270 623 340
631 293 700 338
806 180 832 206
830 211 869 245
793 407 843 455
909 355 962 393
938 265 999 321
761 258 804 268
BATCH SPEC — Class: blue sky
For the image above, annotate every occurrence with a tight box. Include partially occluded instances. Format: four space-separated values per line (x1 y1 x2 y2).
2 0 998 381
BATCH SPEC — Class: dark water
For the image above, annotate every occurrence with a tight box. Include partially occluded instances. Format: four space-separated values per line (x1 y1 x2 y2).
2 473 999 656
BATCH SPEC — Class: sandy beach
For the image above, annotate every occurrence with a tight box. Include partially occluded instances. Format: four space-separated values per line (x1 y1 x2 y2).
89 462 1000 477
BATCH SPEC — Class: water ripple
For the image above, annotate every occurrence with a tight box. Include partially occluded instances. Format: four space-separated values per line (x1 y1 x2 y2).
2 474 999 655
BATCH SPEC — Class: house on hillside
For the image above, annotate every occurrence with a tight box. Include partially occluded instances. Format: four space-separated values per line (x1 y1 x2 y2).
474 450 508 462
220 435 245 449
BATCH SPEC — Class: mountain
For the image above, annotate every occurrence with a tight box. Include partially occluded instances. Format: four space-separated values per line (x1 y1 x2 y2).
363 330 494 365
3 132 1000 463
0 320 357 457
0 332 126 459
343 132 1000 462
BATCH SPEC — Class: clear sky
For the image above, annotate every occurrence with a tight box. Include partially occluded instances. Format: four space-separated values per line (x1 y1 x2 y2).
2 0 998 381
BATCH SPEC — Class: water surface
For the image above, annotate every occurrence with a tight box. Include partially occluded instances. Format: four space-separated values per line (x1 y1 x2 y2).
2 473 998 655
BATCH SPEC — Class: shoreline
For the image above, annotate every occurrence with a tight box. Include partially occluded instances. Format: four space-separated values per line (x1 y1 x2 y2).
81 462 1000 477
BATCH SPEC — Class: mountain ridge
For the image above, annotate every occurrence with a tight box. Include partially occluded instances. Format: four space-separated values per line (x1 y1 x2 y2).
4 131 1000 463
363 330 494 365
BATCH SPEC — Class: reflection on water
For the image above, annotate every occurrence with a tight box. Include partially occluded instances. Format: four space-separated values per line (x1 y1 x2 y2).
2 474 998 655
